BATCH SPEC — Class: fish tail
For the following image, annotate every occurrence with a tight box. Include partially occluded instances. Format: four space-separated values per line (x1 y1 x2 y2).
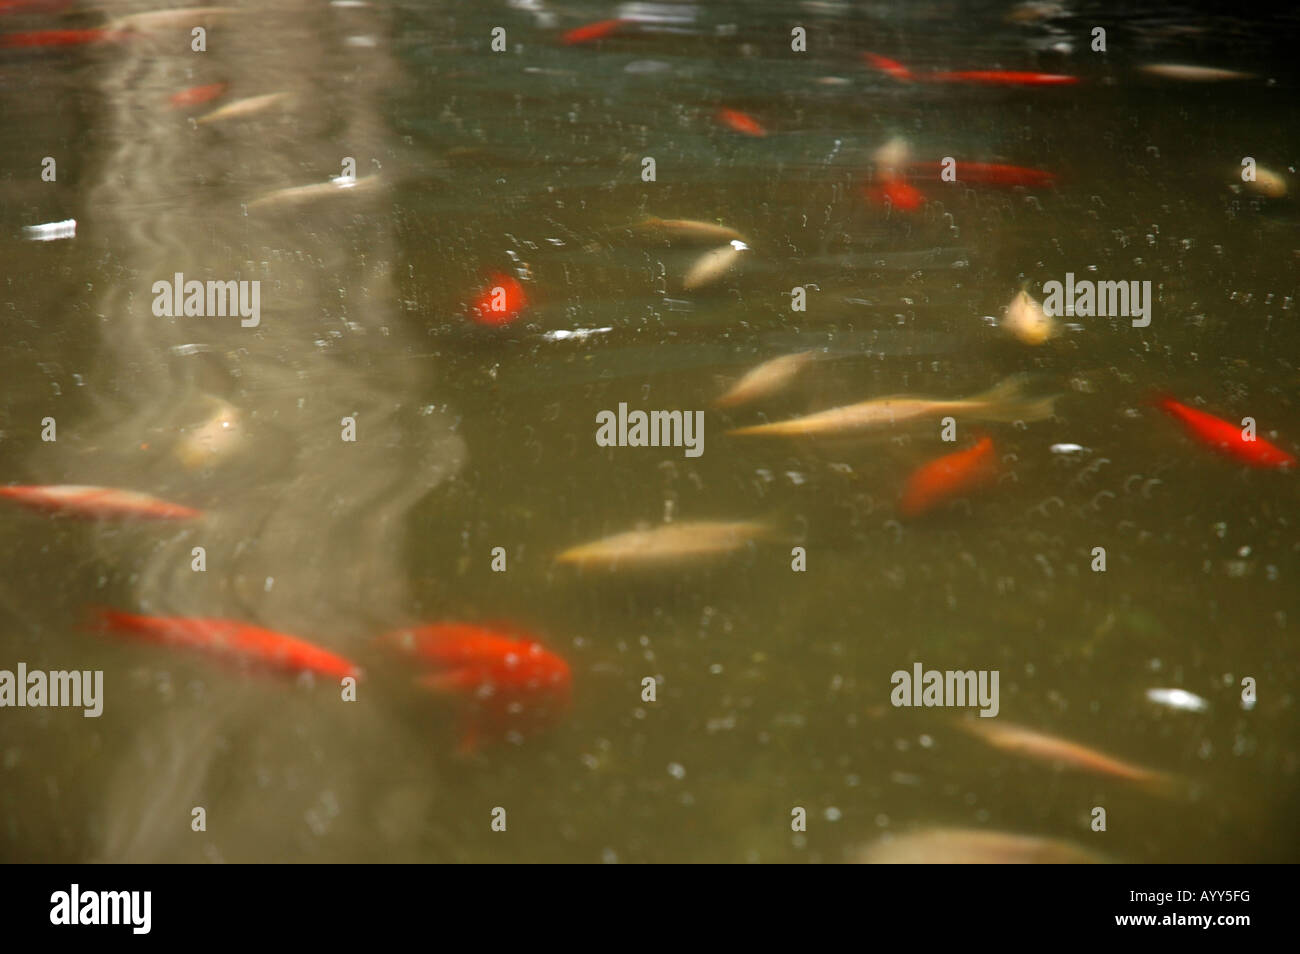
1136 770 1185 799
967 374 1059 423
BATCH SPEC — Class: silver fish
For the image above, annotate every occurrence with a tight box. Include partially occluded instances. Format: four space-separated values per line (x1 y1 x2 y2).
556 520 772 568
715 351 817 408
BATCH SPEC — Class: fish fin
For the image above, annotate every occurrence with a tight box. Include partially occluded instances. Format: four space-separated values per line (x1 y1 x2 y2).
967 374 1060 423
1136 771 1187 799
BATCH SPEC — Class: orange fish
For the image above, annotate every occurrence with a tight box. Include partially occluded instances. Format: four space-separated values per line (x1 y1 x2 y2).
899 437 996 517
471 273 527 326
926 70 1078 86
93 609 361 679
381 622 572 752
0 485 202 519
861 52 914 81
561 18 626 46
865 175 926 211
716 108 766 137
0 27 121 48
169 81 228 109
906 160 1056 188
1155 397 1295 469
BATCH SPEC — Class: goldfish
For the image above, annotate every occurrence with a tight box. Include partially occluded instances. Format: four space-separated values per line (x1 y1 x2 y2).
561 18 626 46
169 82 228 109
866 176 925 211
246 174 379 210
632 217 746 245
1002 288 1059 345
682 241 748 290
958 718 1176 793
729 374 1057 438
854 827 1105 864
716 108 766 137
907 160 1056 188
380 622 571 752
861 53 914 81
926 70 1079 86
0 28 121 48
899 436 997 517
472 273 528 325
1139 64 1255 82
1155 397 1294 468
556 520 773 569
1241 164 1288 199
0 485 202 519
196 91 291 125
715 351 817 408
94 609 360 679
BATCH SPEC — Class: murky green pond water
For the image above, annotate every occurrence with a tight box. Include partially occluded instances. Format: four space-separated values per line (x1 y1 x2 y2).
1 1 1297 862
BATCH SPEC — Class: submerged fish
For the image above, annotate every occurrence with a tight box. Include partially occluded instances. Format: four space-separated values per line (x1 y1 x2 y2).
196 91 291 125
861 52 914 82
1139 63 1255 82
715 351 817 408
908 160 1056 188
0 485 201 519
245 174 379 210
94 609 360 679
561 18 626 46
1155 397 1294 469
729 374 1057 438
959 718 1175 792
556 520 773 568
855 827 1105 864
471 273 528 326
866 176 926 211
926 70 1079 86
632 217 746 245
112 6 238 32
1145 687 1210 713
899 436 997 517
1003 288 1059 345
380 622 571 753
873 136 912 175
1241 164 1288 199
0 27 122 48
683 240 748 290
175 399 243 470
716 108 766 137
169 82 228 109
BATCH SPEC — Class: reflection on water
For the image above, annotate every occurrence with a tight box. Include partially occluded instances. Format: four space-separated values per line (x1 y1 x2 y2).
0 1 1297 862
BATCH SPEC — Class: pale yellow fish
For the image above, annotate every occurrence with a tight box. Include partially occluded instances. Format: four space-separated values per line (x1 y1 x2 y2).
555 520 772 568
1242 165 1288 199
728 373 1057 437
112 6 239 31
854 827 1105 864
246 174 380 211
873 135 911 176
959 718 1176 793
1139 64 1255 81
196 92 292 126
633 217 746 244
715 351 817 408
175 398 242 470
1003 288 1059 345
683 241 747 290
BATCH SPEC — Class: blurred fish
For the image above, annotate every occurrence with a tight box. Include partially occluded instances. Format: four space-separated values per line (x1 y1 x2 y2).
861 52 914 81
380 622 571 753
561 18 626 45
1240 164 1288 199
632 217 746 245
1003 288 1059 345
729 374 1057 438
1154 397 1294 468
112 6 237 32
716 108 766 137
927 70 1079 86
855 827 1105 864
1005 1 1066 23
22 218 76 241
175 398 243 470
959 718 1176 793
169 82 228 109
94 609 360 680
865 176 925 211
715 351 816 408
899 436 997 517
0 485 201 519
873 136 911 176
556 520 773 568
908 160 1056 188
1139 64 1255 81
683 240 748 290
245 174 379 210
471 273 528 325
1145 688 1209 713
196 91 291 125
0 28 121 48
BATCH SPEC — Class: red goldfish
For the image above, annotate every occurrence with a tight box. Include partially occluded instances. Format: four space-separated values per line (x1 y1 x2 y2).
561 18 626 46
906 160 1056 188
926 70 1079 86
899 436 997 517
862 53 914 81
381 622 572 752
1155 397 1295 469
865 176 925 211
0 28 121 48
0 485 202 519
716 108 766 137
93 609 361 679
471 273 527 326
169 82 228 109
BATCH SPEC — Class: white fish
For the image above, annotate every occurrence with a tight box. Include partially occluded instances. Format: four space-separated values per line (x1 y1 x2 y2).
112 6 238 31
196 92 292 125
715 351 817 408
683 240 748 290
23 219 76 242
542 327 614 341
873 136 911 176
246 174 379 211
1002 288 1059 345
1139 64 1256 82
556 520 773 569
1049 443 1088 455
1145 688 1209 713
634 217 747 244
854 827 1105 864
